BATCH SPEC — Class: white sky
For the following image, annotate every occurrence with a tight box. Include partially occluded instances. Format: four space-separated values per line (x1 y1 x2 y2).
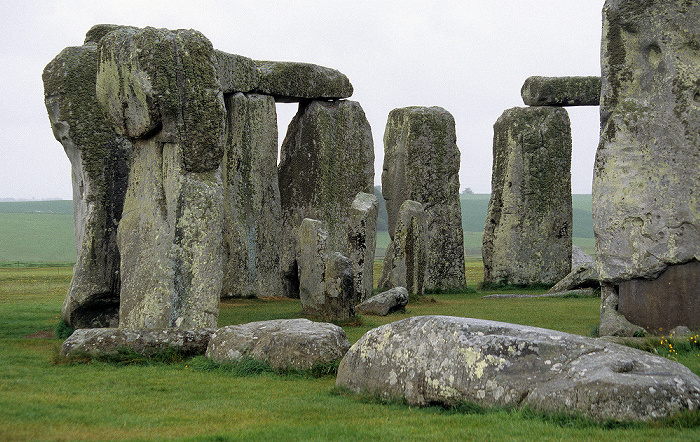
0 1 603 200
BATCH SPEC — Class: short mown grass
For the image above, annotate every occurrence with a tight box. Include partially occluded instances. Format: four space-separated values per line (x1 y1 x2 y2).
2 263 700 440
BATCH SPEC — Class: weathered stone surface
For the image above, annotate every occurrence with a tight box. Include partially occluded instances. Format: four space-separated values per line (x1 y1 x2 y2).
595 0 700 332
207 319 350 370
599 284 645 337
221 93 282 298
96 26 226 172
278 100 374 298
483 107 572 285
521 76 601 106
348 192 379 302
571 245 594 269
355 287 409 316
215 50 259 94
43 42 132 328
96 27 226 329
595 1 700 284
84 24 134 45
296 219 355 320
378 200 427 297
254 60 353 102
547 262 599 293
336 315 700 421
381 106 466 290
60 327 214 358
483 289 595 299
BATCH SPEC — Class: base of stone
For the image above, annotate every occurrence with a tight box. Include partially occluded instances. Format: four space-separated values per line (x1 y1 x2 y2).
618 261 700 333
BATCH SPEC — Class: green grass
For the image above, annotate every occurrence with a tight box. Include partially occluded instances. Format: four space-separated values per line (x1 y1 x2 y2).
3 264 700 440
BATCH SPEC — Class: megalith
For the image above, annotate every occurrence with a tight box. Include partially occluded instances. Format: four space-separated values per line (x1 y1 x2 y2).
43 27 132 328
96 26 225 329
221 93 282 298
297 218 355 320
521 76 601 106
380 106 465 290
595 0 700 333
278 99 374 298
348 192 379 303
483 106 572 286
378 200 428 297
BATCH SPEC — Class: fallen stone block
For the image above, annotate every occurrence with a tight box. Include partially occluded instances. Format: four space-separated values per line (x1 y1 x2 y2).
337 315 700 421
206 319 350 371
355 287 409 316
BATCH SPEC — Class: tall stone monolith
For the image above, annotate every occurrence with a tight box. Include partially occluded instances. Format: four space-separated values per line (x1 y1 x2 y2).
595 0 700 333
221 93 282 298
348 192 379 303
96 26 225 329
378 200 427 297
483 106 572 286
43 28 132 328
380 106 465 291
278 99 374 298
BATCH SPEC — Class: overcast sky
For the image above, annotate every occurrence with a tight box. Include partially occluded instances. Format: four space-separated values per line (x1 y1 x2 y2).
0 1 604 200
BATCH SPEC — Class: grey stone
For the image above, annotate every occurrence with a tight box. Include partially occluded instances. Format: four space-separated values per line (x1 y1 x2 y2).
278 100 374 298
355 287 409 316
215 50 259 94
336 315 700 421
381 106 466 290
206 319 350 371
521 76 601 106
60 327 214 359
254 60 353 102
348 192 379 302
322 252 355 321
670 326 693 337
599 284 645 338
483 289 595 299
96 27 226 329
595 0 700 332
571 245 594 269
547 262 599 293
43 42 132 329
378 200 427 297
483 106 572 286
221 93 282 298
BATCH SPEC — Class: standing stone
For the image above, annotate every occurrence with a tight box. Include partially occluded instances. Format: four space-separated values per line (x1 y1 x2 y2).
595 1 700 333
278 100 374 298
96 26 225 329
43 31 132 328
483 107 572 286
221 93 282 298
380 107 465 290
378 200 427 297
521 76 601 106
348 192 379 303
296 219 355 320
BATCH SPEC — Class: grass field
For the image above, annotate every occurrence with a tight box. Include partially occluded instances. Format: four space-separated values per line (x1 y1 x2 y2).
2 264 700 440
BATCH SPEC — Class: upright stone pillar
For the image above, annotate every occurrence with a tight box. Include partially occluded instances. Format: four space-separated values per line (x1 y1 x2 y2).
378 200 428 297
278 99 374 298
596 1 700 333
348 192 379 303
43 27 132 328
221 93 282 298
483 107 572 286
380 106 465 290
96 26 226 329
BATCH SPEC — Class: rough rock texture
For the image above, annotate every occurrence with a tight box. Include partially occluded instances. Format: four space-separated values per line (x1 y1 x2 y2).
571 245 594 269
355 287 409 316
43 37 132 328
378 200 427 297
336 315 700 422
60 327 214 358
547 262 599 294
254 60 353 102
381 107 465 290
483 107 572 285
521 76 601 106
297 219 355 320
278 100 374 298
348 192 379 302
595 0 700 333
599 284 645 337
215 50 259 94
221 93 282 298
96 26 225 329
206 319 350 370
